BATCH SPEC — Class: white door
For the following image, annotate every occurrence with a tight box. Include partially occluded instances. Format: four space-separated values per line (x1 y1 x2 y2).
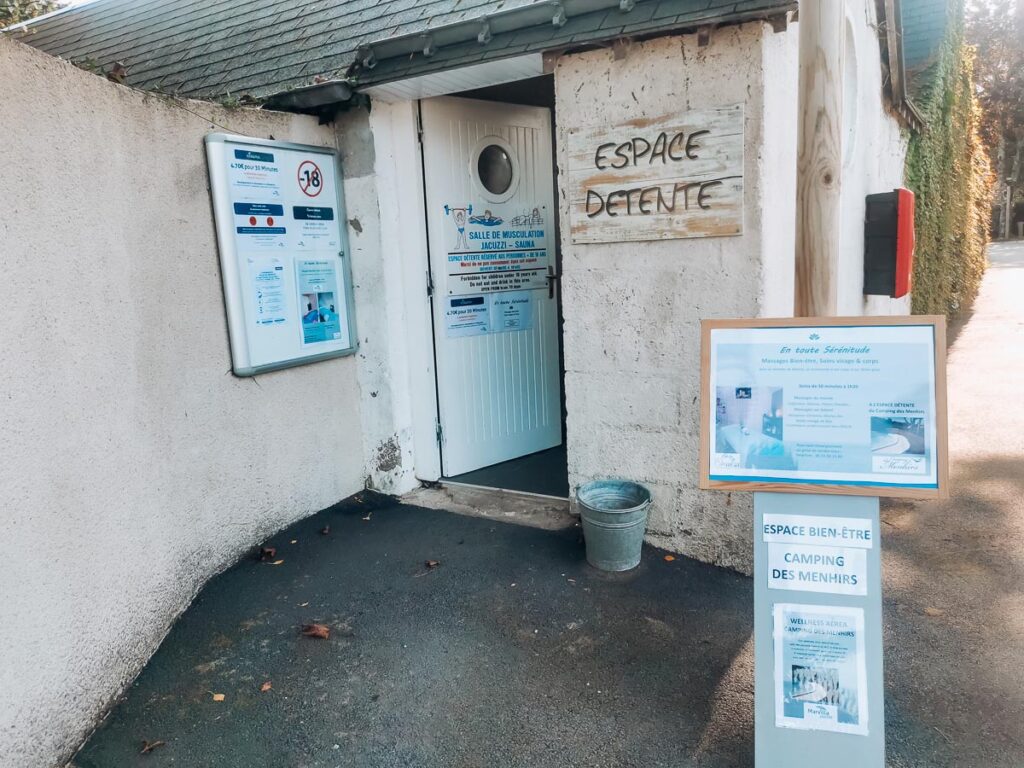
421 96 561 477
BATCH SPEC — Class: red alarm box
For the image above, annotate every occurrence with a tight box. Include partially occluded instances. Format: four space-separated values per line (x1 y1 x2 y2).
864 188 915 298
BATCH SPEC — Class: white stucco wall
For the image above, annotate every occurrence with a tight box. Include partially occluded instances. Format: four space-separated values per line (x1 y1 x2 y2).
838 0 912 316
0 38 367 768
759 1 911 318
554 24 795 573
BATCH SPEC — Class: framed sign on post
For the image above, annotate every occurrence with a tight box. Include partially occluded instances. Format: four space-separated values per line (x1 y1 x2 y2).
205 134 357 376
699 316 948 499
698 315 949 768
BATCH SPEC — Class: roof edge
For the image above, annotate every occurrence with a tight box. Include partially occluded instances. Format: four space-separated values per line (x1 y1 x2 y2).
343 0 797 91
879 0 926 131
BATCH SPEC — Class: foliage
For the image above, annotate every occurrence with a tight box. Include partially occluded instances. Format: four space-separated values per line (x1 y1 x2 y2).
905 28 994 315
0 0 59 27
966 0 1024 165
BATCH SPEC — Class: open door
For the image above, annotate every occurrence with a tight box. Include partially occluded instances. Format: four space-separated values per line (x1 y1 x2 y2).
420 96 561 477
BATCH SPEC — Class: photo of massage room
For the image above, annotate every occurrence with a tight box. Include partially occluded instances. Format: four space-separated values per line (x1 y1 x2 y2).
715 386 795 470
870 416 927 455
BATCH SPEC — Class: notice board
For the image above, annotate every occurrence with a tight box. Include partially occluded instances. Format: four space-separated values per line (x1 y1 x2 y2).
699 317 948 499
205 134 357 376
566 104 743 243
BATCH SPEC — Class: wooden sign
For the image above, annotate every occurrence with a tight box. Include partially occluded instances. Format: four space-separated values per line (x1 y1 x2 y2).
566 104 743 243
699 316 949 499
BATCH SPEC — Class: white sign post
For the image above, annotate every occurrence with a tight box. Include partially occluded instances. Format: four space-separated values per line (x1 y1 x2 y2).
700 317 948 767
205 134 357 376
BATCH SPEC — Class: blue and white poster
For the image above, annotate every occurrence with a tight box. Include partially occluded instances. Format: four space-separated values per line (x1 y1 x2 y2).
296 259 342 345
445 296 490 338
706 322 941 491
441 203 550 295
774 604 868 736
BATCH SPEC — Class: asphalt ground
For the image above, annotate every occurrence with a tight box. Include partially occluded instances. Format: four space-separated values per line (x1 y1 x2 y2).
72 494 756 768
72 243 1024 768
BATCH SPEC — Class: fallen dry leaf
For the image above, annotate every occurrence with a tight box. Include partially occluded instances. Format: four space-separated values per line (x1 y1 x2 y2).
320 525 331 535
211 693 225 702
268 560 285 566
301 623 331 639
260 681 272 693
924 607 945 617
259 546 277 561
140 739 166 754
425 559 440 568
664 555 676 562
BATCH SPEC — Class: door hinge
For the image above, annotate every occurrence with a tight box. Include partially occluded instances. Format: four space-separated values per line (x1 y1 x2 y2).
426 269 435 297
415 104 424 143
435 420 444 445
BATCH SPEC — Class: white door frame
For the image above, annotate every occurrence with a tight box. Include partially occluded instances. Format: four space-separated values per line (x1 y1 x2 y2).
368 99 442 481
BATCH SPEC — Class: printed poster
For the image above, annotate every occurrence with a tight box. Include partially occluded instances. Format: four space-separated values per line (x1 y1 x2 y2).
445 296 490 338
440 203 549 295
707 324 939 489
296 259 342 345
249 257 287 326
444 292 536 338
490 291 533 332
774 604 868 736
763 514 873 596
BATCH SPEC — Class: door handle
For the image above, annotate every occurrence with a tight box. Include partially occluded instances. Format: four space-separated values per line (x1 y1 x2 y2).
546 265 561 300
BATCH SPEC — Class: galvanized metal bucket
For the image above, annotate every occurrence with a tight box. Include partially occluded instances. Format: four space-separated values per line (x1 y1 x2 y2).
577 479 652 572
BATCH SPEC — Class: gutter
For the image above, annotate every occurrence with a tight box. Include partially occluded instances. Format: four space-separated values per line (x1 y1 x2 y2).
262 79 354 113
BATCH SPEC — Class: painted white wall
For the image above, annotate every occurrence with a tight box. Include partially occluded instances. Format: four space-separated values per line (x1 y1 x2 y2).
0 38 366 768
759 19 799 317
363 100 441 486
759 1 911 319
553 24 795 573
838 0 912 316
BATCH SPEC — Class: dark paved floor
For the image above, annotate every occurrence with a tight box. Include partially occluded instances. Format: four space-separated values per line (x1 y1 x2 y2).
73 494 754 768
446 443 570 498
73 246 1024 767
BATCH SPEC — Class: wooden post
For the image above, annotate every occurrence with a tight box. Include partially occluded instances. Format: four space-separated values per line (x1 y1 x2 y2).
794 1 845 316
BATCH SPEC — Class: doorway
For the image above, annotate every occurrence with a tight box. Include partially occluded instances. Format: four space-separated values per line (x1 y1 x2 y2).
419 81 568 497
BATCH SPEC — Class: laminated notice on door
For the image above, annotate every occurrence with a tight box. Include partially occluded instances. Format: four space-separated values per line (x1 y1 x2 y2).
440 203 550 295
445 292 535 337
490 292 533 332
445 295 490 338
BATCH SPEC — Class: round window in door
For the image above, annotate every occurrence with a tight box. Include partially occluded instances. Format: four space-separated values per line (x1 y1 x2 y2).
471 136 519 203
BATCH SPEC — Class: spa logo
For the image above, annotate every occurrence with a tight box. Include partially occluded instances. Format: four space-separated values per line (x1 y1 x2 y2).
809 333 820 340
872 455 927 474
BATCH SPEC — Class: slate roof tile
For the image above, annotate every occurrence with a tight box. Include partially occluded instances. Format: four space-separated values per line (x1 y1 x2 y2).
17 0 800 99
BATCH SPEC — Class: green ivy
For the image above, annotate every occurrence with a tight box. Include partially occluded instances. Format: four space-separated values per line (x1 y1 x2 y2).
905 23 994 316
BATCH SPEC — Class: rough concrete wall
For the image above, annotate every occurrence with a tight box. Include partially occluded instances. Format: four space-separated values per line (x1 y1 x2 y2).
554 25 783 573
0 38 366 767
334 107 418 493
838 0 912 316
